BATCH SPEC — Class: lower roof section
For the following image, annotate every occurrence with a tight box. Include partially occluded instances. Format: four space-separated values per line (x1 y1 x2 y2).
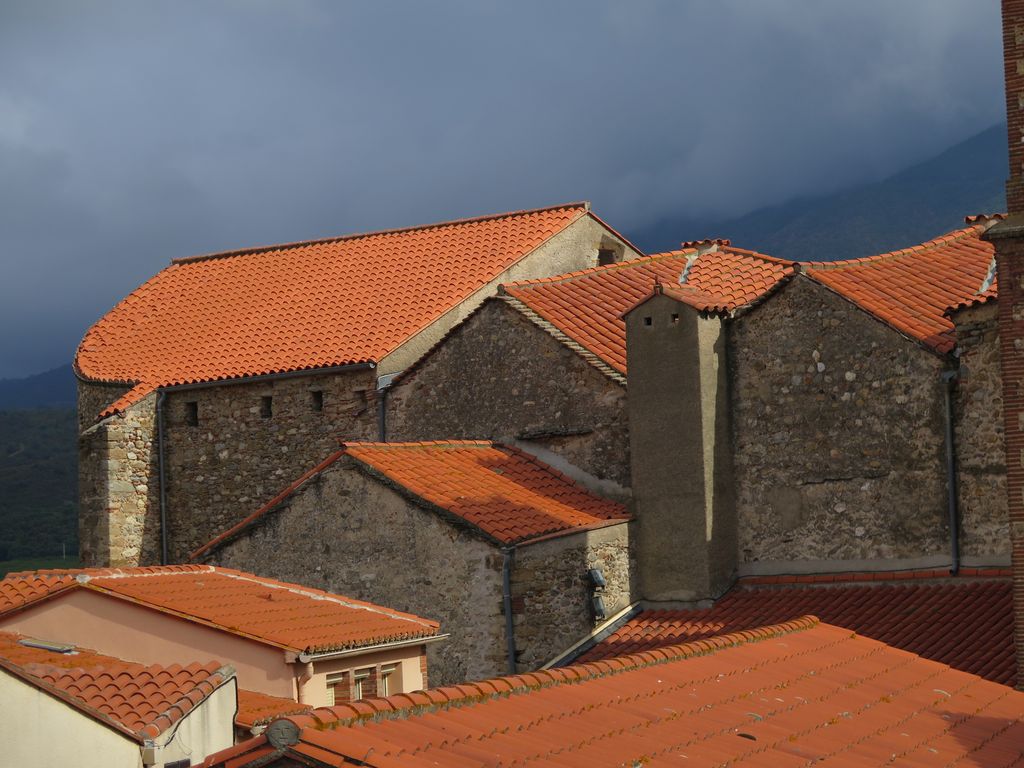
199 616 1024 768
570 568 1014 686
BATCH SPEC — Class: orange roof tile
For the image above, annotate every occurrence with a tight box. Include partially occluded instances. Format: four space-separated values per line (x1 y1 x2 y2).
76 203 590 417
804 222 997 353
0 565 440 654
0 630 229 740
503 246 795 373
575 569 1014 686
342 441 631 545
200 617 1024 768
237 689 312 729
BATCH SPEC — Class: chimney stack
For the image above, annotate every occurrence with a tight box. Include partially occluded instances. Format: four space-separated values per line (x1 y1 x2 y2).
625 288 738 603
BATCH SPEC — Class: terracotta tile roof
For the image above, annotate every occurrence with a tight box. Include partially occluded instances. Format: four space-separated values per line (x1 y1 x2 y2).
503 246 795 373
0 630 229 740
0 565 440 654
76 203 590 417
342 441 631 545
199 617 1024 768
237 689 312 729
804 222 997 353
575 569 1014 686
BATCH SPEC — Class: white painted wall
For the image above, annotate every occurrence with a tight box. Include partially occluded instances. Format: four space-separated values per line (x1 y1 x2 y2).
0 669 141 768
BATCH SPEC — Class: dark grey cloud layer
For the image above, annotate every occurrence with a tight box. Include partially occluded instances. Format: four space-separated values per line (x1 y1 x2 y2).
0 0 1004 378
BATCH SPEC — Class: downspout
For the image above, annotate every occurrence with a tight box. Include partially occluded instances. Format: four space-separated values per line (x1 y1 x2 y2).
156 390 169 566
377 384 388 442
295 661 315 705
501 546 517 674
941 369 960 575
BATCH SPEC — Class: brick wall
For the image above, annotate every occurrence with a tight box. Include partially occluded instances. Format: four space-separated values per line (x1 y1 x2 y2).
386 299 630 487
1004 0 1024 213
995 0 1024 689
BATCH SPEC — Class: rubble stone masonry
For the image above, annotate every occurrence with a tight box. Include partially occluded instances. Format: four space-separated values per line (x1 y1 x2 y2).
951 302 1009 557
78 383 162 567
730 277 957 568
386 299 630 488
162 368 377 561
78 368 378 566
205 458 634 684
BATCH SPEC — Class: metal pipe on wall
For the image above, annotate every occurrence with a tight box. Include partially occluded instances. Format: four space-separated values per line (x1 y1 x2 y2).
501 547 517 674
941 369 961 575
156 391 169 566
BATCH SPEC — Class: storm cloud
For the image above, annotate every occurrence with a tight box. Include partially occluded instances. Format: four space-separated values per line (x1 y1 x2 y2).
0 0 1005 377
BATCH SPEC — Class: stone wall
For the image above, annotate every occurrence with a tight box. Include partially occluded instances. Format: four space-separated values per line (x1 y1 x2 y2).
730 276 951 568
202 457 635 683
511 522 634 670
163 368 377 561
953 302 1010 559
204 458 507 686
378 213 642 376
386 299 630 487
78 383 161 567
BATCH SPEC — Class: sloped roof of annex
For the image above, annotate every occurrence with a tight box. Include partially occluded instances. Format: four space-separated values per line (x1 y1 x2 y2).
0 564 441 655
190 440 632 562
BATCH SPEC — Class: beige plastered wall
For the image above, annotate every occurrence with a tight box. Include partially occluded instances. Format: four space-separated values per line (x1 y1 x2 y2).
0 589 293 697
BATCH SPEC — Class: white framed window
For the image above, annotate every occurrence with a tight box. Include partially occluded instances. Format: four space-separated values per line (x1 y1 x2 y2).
325 672 345 706
352 667 372 699
379 664 399 697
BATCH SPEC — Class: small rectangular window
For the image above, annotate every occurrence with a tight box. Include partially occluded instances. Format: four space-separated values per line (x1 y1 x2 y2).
260 396 273 419
311 390 324 412
598 248 617 266
379 664 398 697
326 672 345 706
643 316 653 326
185 401 199 427
352 668 371 699
671 313 680 324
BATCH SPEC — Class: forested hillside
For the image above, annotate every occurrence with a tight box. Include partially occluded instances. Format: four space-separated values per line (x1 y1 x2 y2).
0 409 77 563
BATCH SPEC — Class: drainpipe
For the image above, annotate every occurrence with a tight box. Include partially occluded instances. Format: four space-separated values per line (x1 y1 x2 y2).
377 384 388 442
501 546 517 674
941 369 960 575
156 391 169 566
295 661 315 704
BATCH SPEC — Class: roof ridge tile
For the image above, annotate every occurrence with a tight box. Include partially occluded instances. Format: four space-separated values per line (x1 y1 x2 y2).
171 202 590 265
277 617 821 733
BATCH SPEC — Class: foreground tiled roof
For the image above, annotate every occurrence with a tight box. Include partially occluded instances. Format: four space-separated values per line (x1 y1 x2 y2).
76 203 590 417
805 221 997 353
237 689 312 729
0 565 440 654
503 245 795 373
200 617 1024 768
0 631 229 740
575 569 1014 686
344 441 631 544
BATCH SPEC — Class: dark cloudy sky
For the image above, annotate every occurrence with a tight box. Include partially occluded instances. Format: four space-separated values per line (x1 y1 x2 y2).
0 0 1005 379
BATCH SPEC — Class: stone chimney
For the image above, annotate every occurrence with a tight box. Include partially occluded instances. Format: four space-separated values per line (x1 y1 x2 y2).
625 286 737 603
985 0 1024 689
